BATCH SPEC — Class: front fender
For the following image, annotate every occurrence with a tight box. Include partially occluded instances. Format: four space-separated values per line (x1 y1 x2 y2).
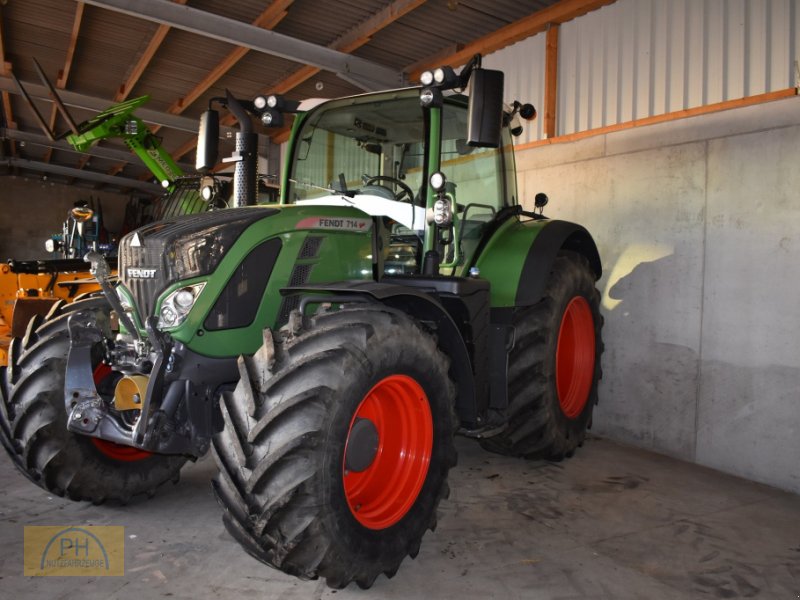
281 280 482 427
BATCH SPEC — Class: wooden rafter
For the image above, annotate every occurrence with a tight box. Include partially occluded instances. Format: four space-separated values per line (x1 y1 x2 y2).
115 0 188 102
543 23 559 138
163 0 293 117
124 0 293 181
172 0 427 160
241 0 426 114
0 11 17 157
406 0 616 81
44 1 85 163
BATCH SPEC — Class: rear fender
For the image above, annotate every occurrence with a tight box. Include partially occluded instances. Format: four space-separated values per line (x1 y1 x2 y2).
475 219 601 308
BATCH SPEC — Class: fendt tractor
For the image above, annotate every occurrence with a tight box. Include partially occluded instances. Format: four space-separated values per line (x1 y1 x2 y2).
0 56 603 588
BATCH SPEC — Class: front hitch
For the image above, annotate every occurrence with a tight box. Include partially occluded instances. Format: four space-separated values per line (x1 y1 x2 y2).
64 310 140 446
63 308 228 458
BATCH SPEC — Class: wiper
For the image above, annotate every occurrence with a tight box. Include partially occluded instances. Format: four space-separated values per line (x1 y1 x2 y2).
289 178 337 194
290 178 355 203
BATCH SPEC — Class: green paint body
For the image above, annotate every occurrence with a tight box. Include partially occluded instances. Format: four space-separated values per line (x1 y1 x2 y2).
160 204 374 357
123 88 587 359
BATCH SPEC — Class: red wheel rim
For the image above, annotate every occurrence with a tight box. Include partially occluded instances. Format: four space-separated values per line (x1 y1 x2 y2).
556 296 596 419
90 364 152 462
343 375 433 530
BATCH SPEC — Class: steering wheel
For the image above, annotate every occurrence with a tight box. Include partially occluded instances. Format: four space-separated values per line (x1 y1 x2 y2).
363 175 415 203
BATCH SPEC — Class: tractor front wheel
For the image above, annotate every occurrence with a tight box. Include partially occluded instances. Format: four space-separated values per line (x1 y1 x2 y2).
0 297 187 502
212 306 457 589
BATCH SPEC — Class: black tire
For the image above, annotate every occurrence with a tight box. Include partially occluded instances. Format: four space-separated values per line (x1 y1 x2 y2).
0 297 187 503
481 251 603 460
212 306 457 589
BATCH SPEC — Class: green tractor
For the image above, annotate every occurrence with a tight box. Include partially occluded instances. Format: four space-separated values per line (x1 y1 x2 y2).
0 56 603 588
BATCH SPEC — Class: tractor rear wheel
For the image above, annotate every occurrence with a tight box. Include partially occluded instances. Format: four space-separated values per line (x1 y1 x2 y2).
481 251 603 460
212 306 457 589
0 297 187 502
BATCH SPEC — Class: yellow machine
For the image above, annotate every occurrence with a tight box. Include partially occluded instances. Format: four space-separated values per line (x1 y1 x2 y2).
0 262 101 365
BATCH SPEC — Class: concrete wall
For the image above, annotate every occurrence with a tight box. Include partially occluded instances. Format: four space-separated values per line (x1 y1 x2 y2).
0 176 129 261
514 96 800 494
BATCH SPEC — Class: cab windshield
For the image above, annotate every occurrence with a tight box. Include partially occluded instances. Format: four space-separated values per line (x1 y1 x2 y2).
287 91 516 215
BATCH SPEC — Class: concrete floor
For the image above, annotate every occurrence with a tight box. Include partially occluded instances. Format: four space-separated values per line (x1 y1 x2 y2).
1 435 798 599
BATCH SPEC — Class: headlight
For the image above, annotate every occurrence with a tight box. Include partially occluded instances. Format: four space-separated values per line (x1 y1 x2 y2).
420 70 434 86
253 95 267 110
174 288 195 308
157 283 206 329
266 95 278 108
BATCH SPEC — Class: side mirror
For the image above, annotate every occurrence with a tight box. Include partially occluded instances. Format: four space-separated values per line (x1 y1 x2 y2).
467 68 504 148
196 109 219 172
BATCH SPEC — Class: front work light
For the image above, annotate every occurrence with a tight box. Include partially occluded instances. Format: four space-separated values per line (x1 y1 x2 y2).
430 171 446 192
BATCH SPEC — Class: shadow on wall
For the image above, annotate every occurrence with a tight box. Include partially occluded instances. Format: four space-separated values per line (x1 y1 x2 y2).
594 249 701 462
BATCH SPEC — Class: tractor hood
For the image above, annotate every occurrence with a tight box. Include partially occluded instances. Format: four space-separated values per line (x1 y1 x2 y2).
119 207 278 318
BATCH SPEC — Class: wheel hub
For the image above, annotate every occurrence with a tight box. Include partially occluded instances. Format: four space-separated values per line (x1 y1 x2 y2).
344 418 379 473
556 296 596 419
342 375 433 530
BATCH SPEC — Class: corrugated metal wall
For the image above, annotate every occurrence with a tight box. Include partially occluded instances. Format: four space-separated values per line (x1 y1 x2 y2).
483 35 546 144
486 0 800 142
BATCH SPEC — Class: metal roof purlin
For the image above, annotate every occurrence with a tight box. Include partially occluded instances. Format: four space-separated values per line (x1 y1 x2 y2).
79 0 403 91
1 128 193 171
4 157 164 193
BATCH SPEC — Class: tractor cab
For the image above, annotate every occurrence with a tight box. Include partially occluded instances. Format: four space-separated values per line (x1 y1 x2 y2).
283 89 519 278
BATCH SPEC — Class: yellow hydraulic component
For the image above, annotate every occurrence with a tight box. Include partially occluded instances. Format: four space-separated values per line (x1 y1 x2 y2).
113 375 149 411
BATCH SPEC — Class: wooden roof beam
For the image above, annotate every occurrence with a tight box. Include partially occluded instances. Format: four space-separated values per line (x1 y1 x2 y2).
44 1 85 163
0 13 17 158
170 0 426 160
83 0 400 91
114 0 188 102
175 0 427 158
163 0 293 119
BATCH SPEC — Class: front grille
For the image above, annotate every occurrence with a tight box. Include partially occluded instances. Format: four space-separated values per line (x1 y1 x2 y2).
119 207 277 319
120 237 169 319
278 263 315 324
298 236 323 259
